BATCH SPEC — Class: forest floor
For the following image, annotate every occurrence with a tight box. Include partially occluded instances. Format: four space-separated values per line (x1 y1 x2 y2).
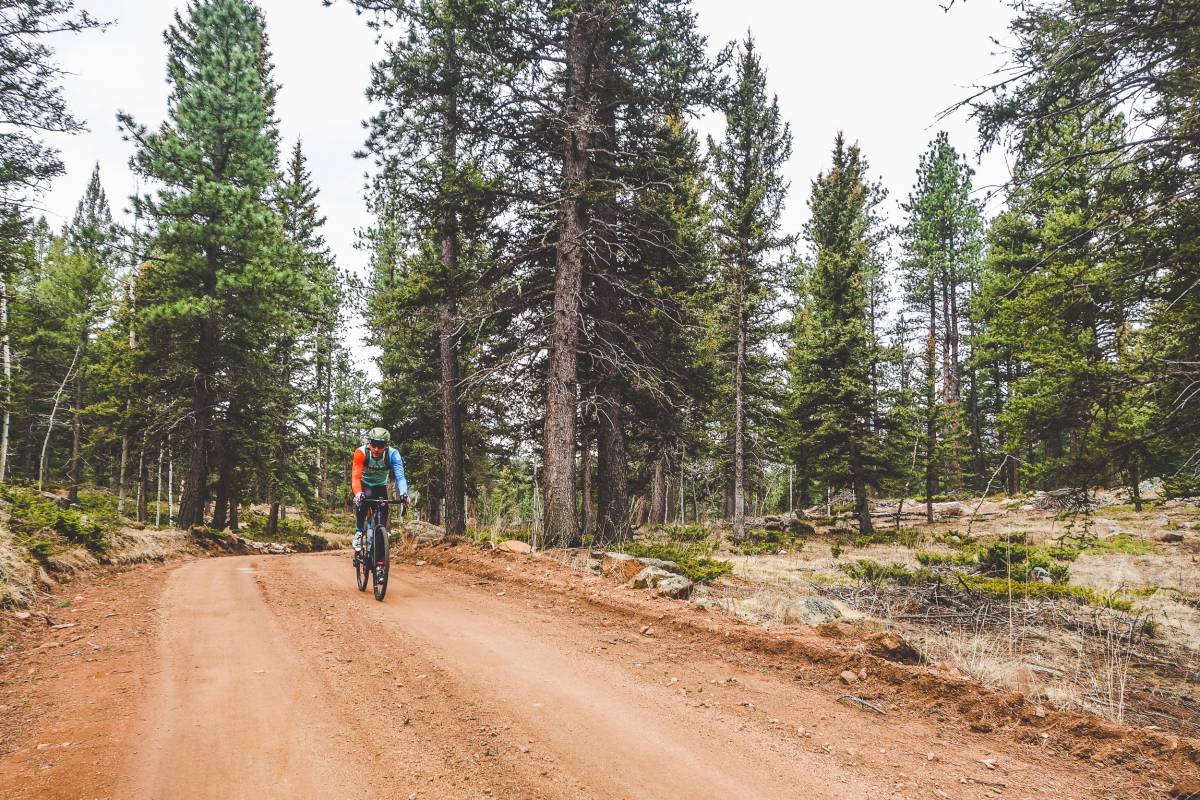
647 492 1200 744
1 531 1198 799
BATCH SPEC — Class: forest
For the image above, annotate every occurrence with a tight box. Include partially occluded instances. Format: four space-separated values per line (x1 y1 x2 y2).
1 0 1198 548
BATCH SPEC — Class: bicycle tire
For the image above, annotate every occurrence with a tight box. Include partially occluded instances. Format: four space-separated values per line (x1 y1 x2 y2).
354 526 369 592
373 525 389 601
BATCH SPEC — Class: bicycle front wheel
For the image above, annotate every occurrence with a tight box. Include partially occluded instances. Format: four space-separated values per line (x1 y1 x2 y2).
354 530 369 592
372 526 389 601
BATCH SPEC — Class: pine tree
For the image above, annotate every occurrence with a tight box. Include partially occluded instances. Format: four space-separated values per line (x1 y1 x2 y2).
60 164 118 502
708 35 792 537
899 132 983 516
120 0 283 530
0 1 104 203
789 134 888 536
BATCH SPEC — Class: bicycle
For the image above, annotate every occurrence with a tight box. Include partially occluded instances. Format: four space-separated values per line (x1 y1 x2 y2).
354 497 407 601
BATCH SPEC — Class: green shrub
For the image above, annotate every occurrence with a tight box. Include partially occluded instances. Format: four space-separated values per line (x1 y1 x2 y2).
730 527 807 555
836 557 1129 610
976 539 1070 583
838 559 934 586
854 526 927 548
2 486 108 554
915 550 976 567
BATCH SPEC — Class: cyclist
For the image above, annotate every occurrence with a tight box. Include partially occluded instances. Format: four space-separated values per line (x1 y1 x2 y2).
351 427 408 554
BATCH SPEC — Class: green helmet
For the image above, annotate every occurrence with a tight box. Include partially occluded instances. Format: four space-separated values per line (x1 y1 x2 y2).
367 427 391 447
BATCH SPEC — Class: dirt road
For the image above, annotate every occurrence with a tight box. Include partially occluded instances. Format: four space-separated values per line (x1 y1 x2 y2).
0 550 1187 799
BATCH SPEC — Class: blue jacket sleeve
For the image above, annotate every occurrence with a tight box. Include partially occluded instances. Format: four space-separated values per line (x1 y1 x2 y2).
389 448 408 496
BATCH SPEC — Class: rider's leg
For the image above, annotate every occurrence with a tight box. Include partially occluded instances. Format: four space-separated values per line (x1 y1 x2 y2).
353 485 373 552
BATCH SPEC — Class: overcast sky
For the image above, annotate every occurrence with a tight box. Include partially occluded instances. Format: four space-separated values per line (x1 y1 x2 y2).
38 0 1015 282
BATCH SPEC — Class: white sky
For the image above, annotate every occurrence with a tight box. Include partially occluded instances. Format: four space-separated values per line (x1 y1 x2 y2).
38 0 1015 288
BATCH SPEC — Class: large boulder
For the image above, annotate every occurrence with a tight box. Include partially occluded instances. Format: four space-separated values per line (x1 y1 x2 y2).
405 520 446 544
496 539 533 554
782 597 842 626
601 552 680 582
629 566 693 599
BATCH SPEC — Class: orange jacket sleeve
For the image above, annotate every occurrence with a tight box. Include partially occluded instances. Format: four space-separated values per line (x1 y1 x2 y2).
351 448 364 495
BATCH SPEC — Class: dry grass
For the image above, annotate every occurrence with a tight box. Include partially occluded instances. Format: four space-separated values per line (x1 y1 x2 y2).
0 526 37 608
2 524 191 612
719 499 1200 733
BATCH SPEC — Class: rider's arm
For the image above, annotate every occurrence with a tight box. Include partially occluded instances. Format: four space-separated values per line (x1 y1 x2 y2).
351 448 365 495
389 448 408 496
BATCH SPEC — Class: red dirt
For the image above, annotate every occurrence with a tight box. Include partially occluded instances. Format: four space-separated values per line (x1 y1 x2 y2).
0 543 1194 799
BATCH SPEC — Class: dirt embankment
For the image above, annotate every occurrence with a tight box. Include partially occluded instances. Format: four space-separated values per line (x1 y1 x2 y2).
1 538 1196 799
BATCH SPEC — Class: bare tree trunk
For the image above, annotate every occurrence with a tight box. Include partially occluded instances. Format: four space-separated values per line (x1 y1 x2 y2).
925 294 937 523
178 302 217 530
0 278 11 483
68 326 85 504
595 379 628 545
649 452 666 524
733 290 747 537
136 435 148 523
39 345 81 492
543 8 604 548
439 300 466 536
580 423 595 536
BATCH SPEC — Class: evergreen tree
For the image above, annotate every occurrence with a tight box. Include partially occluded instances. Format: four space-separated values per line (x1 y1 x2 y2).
120 0 284 530
789 134 888 536
898 132 983 516
0 0 103 203
60 164 118 502
708 35 792 537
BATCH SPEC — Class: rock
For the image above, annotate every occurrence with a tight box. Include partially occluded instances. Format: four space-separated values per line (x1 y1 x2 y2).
865 631 922 665
1154 529 1185 543
406 520 446 544
655 574 693 599
496 540 533 555
1155 516 1171 527
629 566 693 598
602 553 680 582
267 542 289 554
1030 566 1053 584
1139 477 1163 500
782 597 843 626
815 621 855 638
12 611 31 620
839 670 859 685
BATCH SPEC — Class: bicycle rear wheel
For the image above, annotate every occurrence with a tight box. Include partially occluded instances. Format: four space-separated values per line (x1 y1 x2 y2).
354 527 369 592
372 525 389 601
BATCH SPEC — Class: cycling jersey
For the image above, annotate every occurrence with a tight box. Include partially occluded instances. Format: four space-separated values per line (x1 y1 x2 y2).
352 445 408 496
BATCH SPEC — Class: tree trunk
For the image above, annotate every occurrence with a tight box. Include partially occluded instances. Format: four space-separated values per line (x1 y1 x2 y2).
543 6 605 548
178 306 217 530
649 452 666 524
925 285 937 523
136 436 149 523
40 345 81 491
580 423 595 536
849 437 873 536
733 290 747 537
439 300 466 536
68 326 85 504
595 378 628 545
0 278 11 483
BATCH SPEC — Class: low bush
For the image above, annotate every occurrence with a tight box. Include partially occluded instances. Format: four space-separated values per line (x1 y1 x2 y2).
976 539 1070 583
1 486 109 555
730 527 806 556
837 557 1130 610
